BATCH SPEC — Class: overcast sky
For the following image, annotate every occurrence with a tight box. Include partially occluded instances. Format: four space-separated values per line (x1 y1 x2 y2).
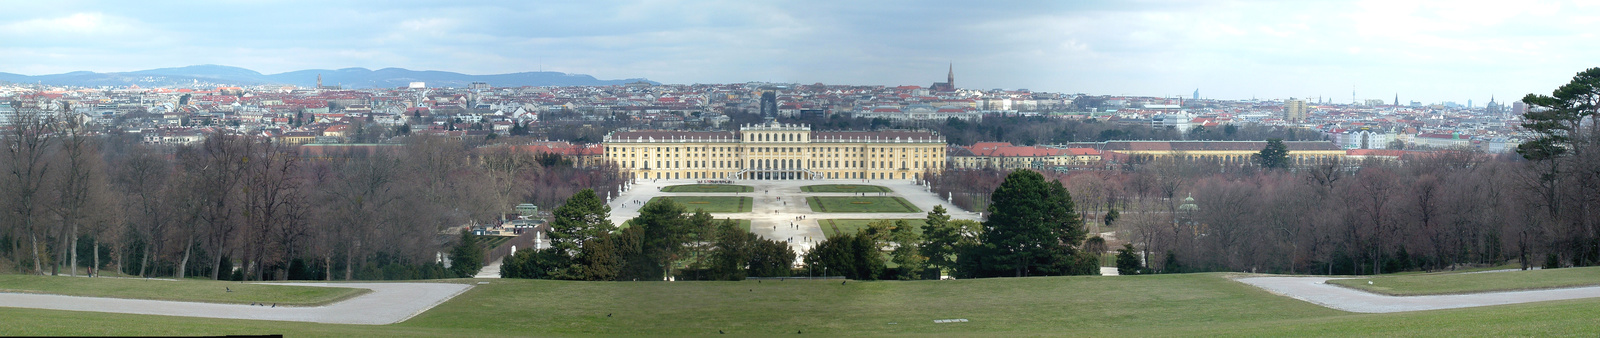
2 0 1596 104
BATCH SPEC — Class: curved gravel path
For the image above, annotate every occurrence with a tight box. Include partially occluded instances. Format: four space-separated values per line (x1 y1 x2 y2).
1237 276 1600 313
0 282 471 325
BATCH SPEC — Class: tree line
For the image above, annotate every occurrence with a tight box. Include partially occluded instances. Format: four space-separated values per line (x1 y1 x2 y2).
2 106 622 280
918 68 1600 275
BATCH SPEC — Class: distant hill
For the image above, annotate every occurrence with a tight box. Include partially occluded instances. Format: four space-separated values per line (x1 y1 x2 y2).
0 65 655 88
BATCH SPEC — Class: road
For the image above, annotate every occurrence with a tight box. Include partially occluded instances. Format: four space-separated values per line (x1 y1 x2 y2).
0 282 472 325
1236 276 1600 313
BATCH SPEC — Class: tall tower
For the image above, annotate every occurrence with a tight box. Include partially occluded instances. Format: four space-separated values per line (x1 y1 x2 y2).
317 74 322 89
1193 88 1199 100
1393 93 1398 106
947 63 954 89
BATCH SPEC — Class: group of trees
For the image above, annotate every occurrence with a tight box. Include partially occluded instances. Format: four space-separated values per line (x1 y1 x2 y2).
937 148 1585 275
2 106 621 280
918 68 1600 275
507 169 1100 283
501 189 794 281
807 170 1099 280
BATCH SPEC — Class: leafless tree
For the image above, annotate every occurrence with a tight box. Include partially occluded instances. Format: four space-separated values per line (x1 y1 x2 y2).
240 142 303 280
4 100 56 274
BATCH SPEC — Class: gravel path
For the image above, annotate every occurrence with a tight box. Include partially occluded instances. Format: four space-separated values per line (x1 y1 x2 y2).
0 282 472 324
1236 276 1600 313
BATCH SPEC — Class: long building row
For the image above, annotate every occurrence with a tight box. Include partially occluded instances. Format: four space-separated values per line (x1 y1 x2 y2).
596 123 1389 181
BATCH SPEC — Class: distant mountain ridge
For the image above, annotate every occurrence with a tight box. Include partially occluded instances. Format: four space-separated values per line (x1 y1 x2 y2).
0 65 656 88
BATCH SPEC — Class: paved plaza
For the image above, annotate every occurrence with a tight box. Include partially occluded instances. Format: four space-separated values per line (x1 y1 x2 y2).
608 179 982 255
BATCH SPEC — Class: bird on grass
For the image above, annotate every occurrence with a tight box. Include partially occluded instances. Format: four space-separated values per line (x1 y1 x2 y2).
272 303 276 308
797 330 803 334
1368 281 1374 285
226 287 232 292
841 281 847 285
607 313 612 317
719 330 725 334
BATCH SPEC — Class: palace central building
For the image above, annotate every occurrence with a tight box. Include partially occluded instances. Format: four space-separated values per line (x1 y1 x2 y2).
603 122 946 180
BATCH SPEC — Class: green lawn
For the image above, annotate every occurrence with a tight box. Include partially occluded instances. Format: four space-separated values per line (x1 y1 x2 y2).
620 219 750 231
1328 266 1600 295
0 275 367 306
477 235 512 251
661 184 754 193
801 184 892 193
648 196 753 213
9 273 1600 336
819 219 927 237
807 196 922 213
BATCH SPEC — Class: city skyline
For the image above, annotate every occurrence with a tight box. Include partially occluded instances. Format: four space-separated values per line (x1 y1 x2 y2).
2 1 1597 103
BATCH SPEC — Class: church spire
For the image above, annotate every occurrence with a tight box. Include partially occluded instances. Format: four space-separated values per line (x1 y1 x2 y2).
947 62 954 89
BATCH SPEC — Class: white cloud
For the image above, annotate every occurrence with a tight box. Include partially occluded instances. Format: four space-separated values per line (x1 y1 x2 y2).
0 1 1597 103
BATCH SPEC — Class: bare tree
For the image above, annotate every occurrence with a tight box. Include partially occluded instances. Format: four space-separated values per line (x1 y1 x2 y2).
49 108 105 276
111 145 173 277
176 132 253 280
240 142 303 280
4 100 56 274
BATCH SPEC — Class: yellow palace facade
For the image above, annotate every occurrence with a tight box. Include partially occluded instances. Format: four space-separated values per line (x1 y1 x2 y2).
602 122 946 180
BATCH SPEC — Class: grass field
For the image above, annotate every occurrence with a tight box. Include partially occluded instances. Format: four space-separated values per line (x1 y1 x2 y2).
661 184 754 193
801 184 892 193
0 275 367 306
648 196 753 213
1328 266 1600 295
620 219 750 232
7 272 1600 336
477 236 512 252
819 219 927 237
807 196 922 213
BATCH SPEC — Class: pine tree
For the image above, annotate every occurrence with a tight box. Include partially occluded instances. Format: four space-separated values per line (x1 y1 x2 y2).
920 205 959 278
889 220 924 279
978 169 1086 277
548 189 614 256
449 229 484 277
1254 138 1290 169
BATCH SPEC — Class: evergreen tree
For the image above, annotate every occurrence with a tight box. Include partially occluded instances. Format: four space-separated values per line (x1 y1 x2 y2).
849 230 885 280
748 237 795 278
448 229 485 278
1116 244 1142 275
889 220 925 279
575 233 621 281
548 189 614 256
1254 138 1291 169
920 206 959 278
710 220 754 280
623 198 693 280
805 232 877 280
977 169 1087 277
1519 67 1600 161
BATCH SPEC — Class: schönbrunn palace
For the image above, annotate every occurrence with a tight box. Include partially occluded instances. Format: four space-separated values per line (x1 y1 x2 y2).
602 122 945 180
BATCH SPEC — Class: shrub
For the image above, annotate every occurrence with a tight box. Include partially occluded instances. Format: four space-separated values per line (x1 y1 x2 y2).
1116 244 1142 275
1544 253 1561 269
